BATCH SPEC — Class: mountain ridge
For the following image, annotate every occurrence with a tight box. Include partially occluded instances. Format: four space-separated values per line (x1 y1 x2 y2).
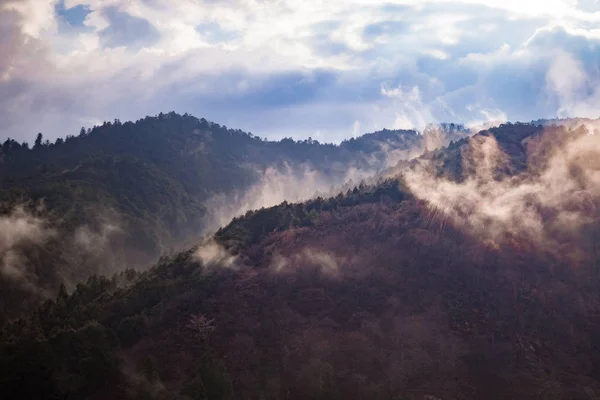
2 116 600 399
0 111 463 323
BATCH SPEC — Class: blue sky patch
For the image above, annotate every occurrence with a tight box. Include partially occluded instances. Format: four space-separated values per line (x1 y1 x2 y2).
55 1 91 27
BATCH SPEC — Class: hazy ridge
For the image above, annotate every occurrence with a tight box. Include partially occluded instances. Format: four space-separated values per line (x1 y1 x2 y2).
2 116 600 399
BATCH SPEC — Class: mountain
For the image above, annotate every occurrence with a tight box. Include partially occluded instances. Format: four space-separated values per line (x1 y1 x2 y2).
2 119 600 399
0 112 467 322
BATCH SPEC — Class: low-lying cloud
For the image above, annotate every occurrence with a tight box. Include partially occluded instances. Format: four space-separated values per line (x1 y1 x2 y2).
203 162 376 232
271 248 345 277
193 237 237 269
404 122 600 253
0 203 127 299
204 125 470 231
62 214 125 283
0 206 55 293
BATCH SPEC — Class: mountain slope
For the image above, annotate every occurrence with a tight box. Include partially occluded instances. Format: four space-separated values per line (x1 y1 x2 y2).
0 112 447 254
3 120 600 400
0 112 461 323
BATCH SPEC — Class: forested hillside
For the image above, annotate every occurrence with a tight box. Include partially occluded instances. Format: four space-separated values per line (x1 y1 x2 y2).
0 112 466 322
3 120 600 399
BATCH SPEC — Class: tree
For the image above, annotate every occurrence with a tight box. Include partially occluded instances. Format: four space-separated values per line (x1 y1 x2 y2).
34 133 43 149
187 313 216 342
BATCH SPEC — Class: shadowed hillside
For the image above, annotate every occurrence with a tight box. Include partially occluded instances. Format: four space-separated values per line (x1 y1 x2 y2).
0 112 466 323
2 120 600 399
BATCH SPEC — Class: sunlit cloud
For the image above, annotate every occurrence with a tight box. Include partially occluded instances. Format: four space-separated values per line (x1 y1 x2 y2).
1 0 599 143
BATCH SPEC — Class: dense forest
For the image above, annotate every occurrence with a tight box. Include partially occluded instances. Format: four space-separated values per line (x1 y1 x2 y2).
0 112 466 322
2 118 600 399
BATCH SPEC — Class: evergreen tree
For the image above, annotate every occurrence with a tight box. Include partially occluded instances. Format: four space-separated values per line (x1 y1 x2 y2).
34 133 43 149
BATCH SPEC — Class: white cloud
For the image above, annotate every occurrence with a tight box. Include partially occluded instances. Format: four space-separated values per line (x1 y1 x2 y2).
381 85 437 130
546 50 587 111
404 122 600 257
422 49 450 60
466 107 508 130
1 0 600 142
0 205 60 294
3 0 58 38
352 120 361 137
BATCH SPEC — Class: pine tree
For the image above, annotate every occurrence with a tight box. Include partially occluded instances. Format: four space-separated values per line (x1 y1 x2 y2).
34 133 43 149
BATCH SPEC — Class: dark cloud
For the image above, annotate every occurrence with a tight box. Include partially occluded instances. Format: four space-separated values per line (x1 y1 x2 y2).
528 25 600 69
99 7 161 49
219 70 339 108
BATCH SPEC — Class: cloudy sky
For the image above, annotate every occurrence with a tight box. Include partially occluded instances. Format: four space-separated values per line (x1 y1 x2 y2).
1 0 600 143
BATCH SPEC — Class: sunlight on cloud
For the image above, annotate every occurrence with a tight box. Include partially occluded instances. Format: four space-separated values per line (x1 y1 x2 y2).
381 85 436 130
3 0 57 38
1 0 600 141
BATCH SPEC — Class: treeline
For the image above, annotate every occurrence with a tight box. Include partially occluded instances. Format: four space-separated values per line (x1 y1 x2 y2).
6 117 598 399
3 167 600 399
0 112 434 324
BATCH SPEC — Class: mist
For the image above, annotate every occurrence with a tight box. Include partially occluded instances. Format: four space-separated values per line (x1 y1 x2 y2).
270 248 344 277
60 213 126 285
404 122 600 255
193 237 237 269
203 125 471 233
0 205 55 294
0 203 130 323
203 162 376 233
